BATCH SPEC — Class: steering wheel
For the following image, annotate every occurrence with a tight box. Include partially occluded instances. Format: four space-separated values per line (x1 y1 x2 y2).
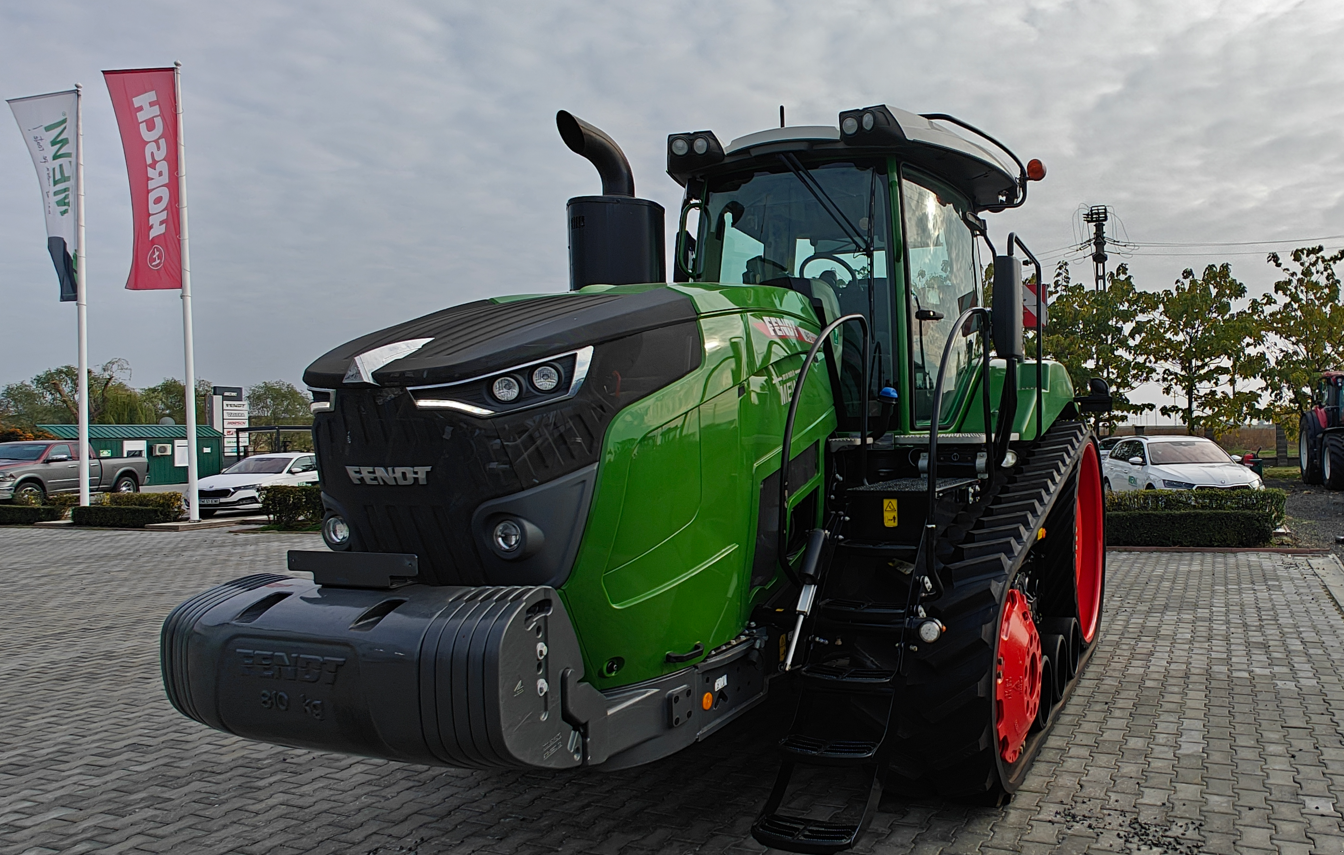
799 253 858 287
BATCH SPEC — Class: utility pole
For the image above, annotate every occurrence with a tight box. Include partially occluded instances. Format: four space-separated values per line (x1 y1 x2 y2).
1083 205 1109 290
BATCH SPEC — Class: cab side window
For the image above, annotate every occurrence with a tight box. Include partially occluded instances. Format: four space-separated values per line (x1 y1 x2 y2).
46 444 72 460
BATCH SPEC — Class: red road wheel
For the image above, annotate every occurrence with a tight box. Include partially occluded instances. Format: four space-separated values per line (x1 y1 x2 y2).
1075 443 1104 643
995 589 1041 764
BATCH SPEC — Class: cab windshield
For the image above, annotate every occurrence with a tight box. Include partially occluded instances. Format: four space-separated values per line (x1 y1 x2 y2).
696 159 892 420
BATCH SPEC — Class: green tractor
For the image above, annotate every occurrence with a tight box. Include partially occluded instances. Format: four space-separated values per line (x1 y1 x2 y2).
162 104 1109 853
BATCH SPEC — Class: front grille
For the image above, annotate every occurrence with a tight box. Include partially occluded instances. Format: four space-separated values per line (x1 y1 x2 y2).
199 489 232 499
314 324 702 586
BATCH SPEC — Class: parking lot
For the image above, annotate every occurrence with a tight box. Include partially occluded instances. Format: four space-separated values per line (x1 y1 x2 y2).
4 529 1344 854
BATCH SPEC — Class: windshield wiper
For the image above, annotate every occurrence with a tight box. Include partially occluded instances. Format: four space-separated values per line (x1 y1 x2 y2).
778 154 870 254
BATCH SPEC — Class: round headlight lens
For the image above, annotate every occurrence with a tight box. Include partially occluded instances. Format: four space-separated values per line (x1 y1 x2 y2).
493 519 523 553
491 376 522 402
841 116 859 135
692 137 709 155
531 364 561 392
323 515 351 549
671 137 689 156
862 111 875 131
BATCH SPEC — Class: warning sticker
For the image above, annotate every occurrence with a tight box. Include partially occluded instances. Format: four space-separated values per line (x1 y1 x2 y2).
882 498 898 528
753 316 818 344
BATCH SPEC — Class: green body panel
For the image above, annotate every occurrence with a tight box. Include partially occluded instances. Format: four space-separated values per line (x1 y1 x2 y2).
935 359 1076 440
558 283 835 689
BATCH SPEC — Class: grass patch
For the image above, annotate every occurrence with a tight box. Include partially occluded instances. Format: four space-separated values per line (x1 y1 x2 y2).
1262 466 1299 481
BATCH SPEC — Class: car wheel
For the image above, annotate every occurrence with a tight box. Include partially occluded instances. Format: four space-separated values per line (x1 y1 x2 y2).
13 481 46 505
1325 435 1344 491
113 475 138 493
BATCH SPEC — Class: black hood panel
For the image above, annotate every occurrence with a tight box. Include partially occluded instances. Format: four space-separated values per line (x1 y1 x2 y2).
304 287 696 389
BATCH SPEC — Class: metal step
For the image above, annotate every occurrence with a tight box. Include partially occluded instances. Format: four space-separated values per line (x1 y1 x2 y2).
778 733 880 765
815 599 906 632
752 813 865 854
799 663 896 694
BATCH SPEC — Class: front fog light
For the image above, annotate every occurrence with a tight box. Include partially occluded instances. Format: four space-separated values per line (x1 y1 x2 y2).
322 514 351 550
493 519 523 554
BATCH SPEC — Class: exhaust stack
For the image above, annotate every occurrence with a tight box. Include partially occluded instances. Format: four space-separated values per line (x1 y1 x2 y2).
557 111 664 290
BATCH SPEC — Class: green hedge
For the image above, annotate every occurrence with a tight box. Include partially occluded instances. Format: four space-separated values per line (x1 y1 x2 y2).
106 491 183 516
1105 487 1286 522
0 505 63 525
1107 509 1276 548
71 505 179 528
260 485 324 529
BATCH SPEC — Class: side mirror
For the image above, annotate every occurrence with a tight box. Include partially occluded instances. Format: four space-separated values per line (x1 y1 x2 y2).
991 255 1024 360
1076 377 1113 413
1128 456 1143 466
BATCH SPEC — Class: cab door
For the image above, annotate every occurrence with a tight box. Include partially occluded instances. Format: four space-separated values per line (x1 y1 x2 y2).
42 443 78 493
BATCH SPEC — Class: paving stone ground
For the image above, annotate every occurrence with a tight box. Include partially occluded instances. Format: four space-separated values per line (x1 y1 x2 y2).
4 529 1344 854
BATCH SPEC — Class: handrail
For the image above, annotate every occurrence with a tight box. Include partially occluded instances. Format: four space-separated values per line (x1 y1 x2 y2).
1007 233 1044 440
920 113 1029 209
925 306 994 518
777 312 870 585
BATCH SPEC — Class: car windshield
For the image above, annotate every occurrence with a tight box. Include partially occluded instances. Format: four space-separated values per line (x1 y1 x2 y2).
0 443 49 461
1148 441 1237 465
223 457 290 474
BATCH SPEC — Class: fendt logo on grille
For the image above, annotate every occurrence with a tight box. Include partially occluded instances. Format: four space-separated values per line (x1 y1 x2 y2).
346 465 433 486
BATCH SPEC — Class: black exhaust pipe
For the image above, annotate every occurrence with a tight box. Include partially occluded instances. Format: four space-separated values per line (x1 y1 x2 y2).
557 110 635 197
557 111 664 290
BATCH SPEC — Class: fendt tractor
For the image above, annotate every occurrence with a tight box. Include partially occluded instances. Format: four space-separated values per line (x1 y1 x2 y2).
161 104 1110 853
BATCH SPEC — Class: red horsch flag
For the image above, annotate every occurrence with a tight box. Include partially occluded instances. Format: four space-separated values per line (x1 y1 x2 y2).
104 68 181 290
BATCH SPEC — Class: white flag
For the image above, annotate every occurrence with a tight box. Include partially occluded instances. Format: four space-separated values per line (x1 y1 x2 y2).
8 90 79 301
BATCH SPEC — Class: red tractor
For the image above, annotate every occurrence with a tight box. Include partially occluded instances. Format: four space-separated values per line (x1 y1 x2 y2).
1299 371 1344 488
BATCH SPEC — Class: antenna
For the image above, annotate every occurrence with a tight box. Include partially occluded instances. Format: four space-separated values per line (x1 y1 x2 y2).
780 105 785 128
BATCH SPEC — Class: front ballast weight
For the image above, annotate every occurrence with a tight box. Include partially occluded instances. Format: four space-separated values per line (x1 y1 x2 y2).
161 567 779 770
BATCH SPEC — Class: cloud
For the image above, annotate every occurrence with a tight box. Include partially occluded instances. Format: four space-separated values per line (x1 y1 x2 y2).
2 0 1342 393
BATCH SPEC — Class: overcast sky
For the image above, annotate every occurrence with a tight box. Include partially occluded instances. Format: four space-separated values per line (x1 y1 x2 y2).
4 0 1344 416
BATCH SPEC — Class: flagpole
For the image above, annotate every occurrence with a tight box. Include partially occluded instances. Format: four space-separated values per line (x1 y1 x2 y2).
75 84 90 508
174 61 199 521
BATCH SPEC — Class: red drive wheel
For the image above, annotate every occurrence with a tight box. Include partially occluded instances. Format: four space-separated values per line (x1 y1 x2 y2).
1075 443 1104 644
995 589 1041 764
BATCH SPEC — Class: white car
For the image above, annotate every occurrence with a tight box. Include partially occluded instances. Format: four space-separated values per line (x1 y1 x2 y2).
192 452 319 517
1101 435 1263 493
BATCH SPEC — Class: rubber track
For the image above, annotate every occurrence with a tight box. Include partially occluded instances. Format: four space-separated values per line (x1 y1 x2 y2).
885 420 1092 797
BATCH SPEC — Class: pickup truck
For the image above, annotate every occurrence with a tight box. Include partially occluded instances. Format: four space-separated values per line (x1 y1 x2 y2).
0 440 150 504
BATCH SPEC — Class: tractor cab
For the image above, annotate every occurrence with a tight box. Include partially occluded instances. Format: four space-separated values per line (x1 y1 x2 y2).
667 106 1037 435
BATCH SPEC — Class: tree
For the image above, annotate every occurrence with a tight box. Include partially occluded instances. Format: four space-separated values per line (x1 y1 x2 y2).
140 377 212 426
247 381 313 452
1041 262 1160 432
0 359 154 429
1138 263 1267 435
1259 246 1344 436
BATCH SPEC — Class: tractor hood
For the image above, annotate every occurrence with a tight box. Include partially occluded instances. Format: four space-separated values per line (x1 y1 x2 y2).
304 287 696 389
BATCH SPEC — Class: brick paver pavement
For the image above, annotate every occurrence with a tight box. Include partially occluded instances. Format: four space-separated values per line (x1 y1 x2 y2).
3 529 1344 854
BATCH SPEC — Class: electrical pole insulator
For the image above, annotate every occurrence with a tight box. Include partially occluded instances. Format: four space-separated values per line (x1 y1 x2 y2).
1083 205 1110 290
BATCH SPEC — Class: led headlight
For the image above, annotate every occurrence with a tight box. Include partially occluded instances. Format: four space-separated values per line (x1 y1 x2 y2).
491 376 522 403
670 137 689 156
531 364 561 392
1162 479 1195 490
841 116 859 135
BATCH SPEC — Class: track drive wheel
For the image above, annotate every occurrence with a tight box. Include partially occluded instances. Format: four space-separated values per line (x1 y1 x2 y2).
995 589 1041 764
1325 435 1344 491
1302 414 1323 485
1075 443 1105 644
